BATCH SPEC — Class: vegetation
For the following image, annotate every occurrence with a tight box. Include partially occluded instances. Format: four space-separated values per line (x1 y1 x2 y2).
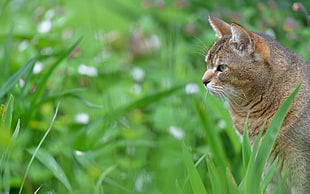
0 0 309 193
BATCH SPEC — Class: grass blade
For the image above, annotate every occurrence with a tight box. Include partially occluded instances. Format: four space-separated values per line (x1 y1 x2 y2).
110 84 184 121
242 123 264 194
260 157 278 192
206 155 227 194
0 95 14 144
96 165 117 188
0 57 37 99
27 148 72 191
194 98 229 169
37 88 102 108
242 113 251 171
30 37 83 107
176 179 184 194
0 95 14 132
204 95 240 154
0 96 20 193
274 170 289 194
182 143 208 194
19 102 60 194
226 168 239 194
244 83 301 194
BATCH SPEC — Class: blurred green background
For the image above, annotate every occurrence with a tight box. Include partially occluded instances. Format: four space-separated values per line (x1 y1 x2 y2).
0 0 310 193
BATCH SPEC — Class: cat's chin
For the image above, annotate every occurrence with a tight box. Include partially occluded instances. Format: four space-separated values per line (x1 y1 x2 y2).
204 85 223 98
208 90 222 98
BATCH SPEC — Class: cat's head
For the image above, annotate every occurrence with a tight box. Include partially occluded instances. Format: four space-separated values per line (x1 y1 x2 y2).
202 16 271 106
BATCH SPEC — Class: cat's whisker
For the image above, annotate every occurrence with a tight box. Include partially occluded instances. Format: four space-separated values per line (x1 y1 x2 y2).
225 94 247 111
194 36 209 52
202 92 209 106
227 87 248 102
221 88 248 111
191 51 207 57
231 92 247 102
219 93 227 103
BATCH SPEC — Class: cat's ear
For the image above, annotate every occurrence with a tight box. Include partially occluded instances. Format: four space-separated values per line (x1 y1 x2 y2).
208 15 231 38
231 23 253 51
231 23 270 62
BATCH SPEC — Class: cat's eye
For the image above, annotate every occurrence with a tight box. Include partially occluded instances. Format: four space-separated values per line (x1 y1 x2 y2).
216 64 227 72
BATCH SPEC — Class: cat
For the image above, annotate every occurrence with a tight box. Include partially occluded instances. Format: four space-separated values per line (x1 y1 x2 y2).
202 16 310 193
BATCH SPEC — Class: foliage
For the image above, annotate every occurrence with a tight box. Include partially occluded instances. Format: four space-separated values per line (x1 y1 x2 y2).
0 0 309 193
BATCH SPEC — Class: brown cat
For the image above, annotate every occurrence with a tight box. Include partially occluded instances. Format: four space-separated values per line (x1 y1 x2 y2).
202 16 310 193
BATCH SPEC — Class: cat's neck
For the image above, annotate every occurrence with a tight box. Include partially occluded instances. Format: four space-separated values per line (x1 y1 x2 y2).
228 63 309 139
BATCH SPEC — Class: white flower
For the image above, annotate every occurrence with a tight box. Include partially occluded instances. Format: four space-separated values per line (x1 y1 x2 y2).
169 126 184 140
19 79 25 87
18 41 28 52
37 20 52 33
74 150 85 156
135 172 152 192
145 35 160 51
78 64 98 77
131 67 145 82
75 113 89 124
218 120 226 129
185 83 200 94
33 61 43 74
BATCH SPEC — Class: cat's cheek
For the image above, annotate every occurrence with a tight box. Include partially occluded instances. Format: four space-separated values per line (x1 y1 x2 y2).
217 72 226 82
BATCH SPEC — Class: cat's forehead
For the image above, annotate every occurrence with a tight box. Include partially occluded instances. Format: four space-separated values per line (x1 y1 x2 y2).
205 36 230 64
205 53 222 65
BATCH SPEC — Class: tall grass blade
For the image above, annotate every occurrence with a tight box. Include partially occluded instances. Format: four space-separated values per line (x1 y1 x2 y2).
244 83 301 194
274 170 289 194
194 99 229 169
12 119 20 139
204 95 240 153
226 168 239 194
182 153 207 192
1 95 14 132
104 177 133 193
242 113 251 170
111 84 184 121
96 165 117 188
242 122 264 194
260 157 278 192
175 180 184 194
0 57 37 99
206 155 227 194
182 143 208 194
30 37 82 107
38 88 102 108
0 96 19 193
19 102 60 194
27 148 72 191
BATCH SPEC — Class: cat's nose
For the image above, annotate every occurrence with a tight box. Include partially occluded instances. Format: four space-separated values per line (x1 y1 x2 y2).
202 78 210 86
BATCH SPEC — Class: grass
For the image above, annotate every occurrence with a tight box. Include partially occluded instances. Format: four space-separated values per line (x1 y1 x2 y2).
0 0 309 193
183 83 300 194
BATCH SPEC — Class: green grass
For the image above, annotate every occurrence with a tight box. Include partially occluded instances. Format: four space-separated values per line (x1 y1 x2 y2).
183 84 300 194
0 0 309 193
